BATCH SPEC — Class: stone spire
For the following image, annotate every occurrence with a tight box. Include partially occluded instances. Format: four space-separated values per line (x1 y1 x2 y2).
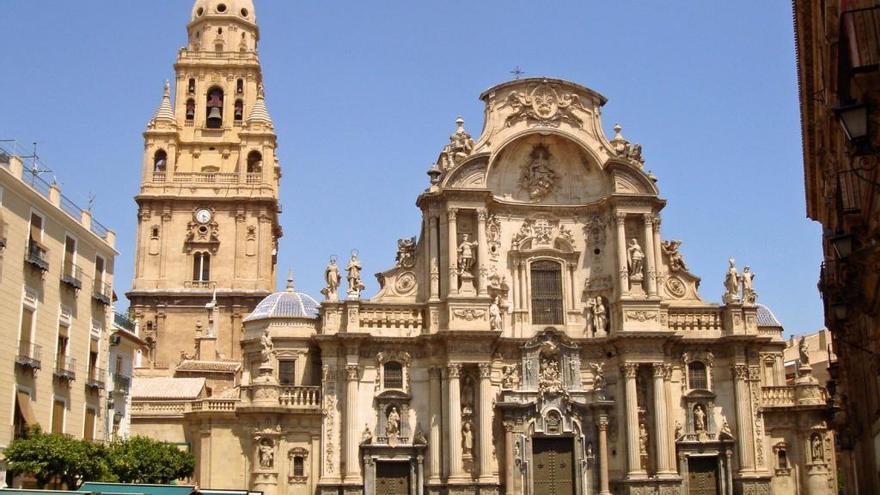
246 83 274 129
150 80 176 127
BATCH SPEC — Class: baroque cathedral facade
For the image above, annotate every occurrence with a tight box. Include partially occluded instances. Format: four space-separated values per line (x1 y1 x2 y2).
129 2 835 495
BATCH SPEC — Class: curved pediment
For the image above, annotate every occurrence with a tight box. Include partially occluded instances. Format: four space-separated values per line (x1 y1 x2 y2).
441 155 489 188
606 160 659 196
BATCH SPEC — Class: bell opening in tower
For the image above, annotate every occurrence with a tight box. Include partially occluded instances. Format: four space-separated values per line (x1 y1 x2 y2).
206 87 224 128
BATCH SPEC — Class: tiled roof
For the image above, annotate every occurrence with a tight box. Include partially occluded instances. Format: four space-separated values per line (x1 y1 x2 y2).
131 377 206 400
244 288 319 322
756 304 783 327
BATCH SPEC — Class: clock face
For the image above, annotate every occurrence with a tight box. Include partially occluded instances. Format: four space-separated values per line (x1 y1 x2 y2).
195 208 212 224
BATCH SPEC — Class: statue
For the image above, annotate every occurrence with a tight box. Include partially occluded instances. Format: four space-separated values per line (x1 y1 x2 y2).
413 428 428 445
259 328 275 366
585 297 596 336
489 296 503 331
799 336 811 366
586 441 594 460
627 238 645 279
590 362 606 391
720 418 732 437
321 256 342 301
385 406 401 438
594 297 608 335
539 358 563 395
518 144 558 202
462 420 474 455
457 234 478 274
694 404 706 432
361 424 373 444
346 251 365 298
661 240 688 272
638 422 649 456
502 365 520 389
438 117 475 170
395 237 417 268
742 265 757 303
258 439 274 469
723 258 741 303
674 421 683 439
811 434 824 462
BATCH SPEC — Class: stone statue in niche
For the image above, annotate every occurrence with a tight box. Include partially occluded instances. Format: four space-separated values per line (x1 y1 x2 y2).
627 238 645 280
346 251 365 299
539 357 563 396
720 418 732 438
413 428 428 445
524 359 533 385
723 258 741 303
462 420 474 455
457 234 478 274
258 438 275 469
811 434 824 463
502 365 520 389
489 296 503 331
260 329 275 367
585 296 608 336
674 421 683 439
385 406 401 438
661 240 688 272
438 117 475 170
638 422 649 456
694 404 707 432
799 337 811 366
590 362 606 392
395 237 417 268
568 357 580 386
361 424 372 444
322 256 341 301
518 144 558 202
742 265 757 303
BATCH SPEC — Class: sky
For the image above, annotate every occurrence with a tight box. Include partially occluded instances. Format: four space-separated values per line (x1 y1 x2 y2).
0 1 823 337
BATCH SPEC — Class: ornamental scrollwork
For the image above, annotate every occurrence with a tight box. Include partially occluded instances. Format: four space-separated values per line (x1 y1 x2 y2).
505 80 585 128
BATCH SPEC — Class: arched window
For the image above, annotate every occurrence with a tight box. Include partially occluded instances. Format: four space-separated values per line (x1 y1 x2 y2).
530 260 563 325
234 99 244 121
206 87 224 128
688 361 708 390
383 361 403 389
777 449 788 469
153 150 167 172
247 151 263 174
236 79 244 94
193 252 211 282
186 99 196 121
188 78 196 94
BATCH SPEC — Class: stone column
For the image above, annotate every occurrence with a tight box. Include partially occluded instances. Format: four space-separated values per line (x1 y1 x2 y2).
477 208 489 296
344 364 361 482
652 363 672 475
503 421 516 495
428 214 440 301
597 414 612 495
447 208 459 296
732 364 755 472
643 214 657 296
447 363 465 480
622 363 644 477
652 217 662 282
478 363 494 482
615 212 629 296
428 367 442 483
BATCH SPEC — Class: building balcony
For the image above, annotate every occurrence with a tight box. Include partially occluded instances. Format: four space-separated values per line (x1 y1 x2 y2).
113 312 136 332
113 373 131 392
149 171 271 187
24 242 49 272
86 367 105 390
16 341 42 370
53 356 76 381
278 386 321 409
184 280 215 289
92 281 112 306
841 6 880 74
61 263 83 290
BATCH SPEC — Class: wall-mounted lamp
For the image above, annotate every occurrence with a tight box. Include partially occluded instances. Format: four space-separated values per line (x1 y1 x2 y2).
830 232 855 259
835 101 870 144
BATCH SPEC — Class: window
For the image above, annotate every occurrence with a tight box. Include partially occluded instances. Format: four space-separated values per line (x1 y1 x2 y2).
688 361 708 390
186 99 196 121
383 361 403 389
777 449 788 469
88 338 99 381
51 399 65 434
56 325 69 370
206 87 224 128
293 456 304 477
236 79 244 94
193 252 211 282
63 236 76 279
18 306 35 360
115 355 124 375
153 150 167 172
247 151 263 174
530 260 564 325
84 407 96 441
279 360 295 386
94 255 106 298
234 99 244 121
28 212 45 260
188 78 196 94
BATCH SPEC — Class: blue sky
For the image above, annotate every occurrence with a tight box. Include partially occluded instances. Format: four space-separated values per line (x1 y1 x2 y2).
0 1 822 336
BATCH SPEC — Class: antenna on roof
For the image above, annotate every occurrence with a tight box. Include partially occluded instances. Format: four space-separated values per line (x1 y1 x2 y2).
87 192 96 212
23 142 53 184
510 66 525 80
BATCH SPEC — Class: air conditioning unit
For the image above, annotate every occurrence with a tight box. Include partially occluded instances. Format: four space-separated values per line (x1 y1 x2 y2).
109 334 122 345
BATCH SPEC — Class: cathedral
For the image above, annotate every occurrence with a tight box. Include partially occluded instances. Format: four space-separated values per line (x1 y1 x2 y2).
129 2 835 495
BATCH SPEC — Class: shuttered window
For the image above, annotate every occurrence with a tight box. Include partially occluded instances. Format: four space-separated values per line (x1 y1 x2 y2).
84 408 96 441
51 400 65 434
383 362 403 389
688 361 708 390
530 260 564 325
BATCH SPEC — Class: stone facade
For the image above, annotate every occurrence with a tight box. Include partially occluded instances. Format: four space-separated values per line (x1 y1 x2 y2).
130 2 836 495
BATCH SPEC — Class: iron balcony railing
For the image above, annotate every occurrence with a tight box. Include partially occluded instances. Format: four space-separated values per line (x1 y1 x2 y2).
113 312 136 332
16 341 42 369
53 356 76 381
93 281 112 305
86 367 105 390
61 263 83 290
25 241 49 272
113 373 131 391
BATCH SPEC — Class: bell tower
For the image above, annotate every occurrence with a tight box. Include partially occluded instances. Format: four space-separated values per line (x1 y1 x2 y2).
129 0 281 373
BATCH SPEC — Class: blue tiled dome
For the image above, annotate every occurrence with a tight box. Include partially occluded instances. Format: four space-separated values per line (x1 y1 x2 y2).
756 304 782 327
244 276 319 322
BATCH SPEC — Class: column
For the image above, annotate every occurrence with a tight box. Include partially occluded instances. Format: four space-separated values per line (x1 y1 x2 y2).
504 421 516 495
652 363 672 475
622 363 644 477
732 364 755 472
643 214 657 297
597 415 612 495
477 208 489 296
478 363 494 482
652 217 662 282
447 363 465 480
615 212 629 296
447 209 459 296
345 364 361 482
428 367 442 483
428 215 440 300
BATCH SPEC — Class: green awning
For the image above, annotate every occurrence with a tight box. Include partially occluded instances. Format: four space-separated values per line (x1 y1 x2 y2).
77 483 195 495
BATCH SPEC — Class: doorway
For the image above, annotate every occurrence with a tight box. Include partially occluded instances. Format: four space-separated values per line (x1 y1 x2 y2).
532 437 575 495
687 456 719 495
376 461 410 495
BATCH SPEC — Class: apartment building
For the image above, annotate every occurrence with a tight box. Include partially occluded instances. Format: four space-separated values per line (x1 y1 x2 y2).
106 312 146 440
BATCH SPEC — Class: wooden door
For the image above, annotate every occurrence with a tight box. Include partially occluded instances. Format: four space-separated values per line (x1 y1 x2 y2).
532 437 575 495
687 456 719 495
376 461 410 495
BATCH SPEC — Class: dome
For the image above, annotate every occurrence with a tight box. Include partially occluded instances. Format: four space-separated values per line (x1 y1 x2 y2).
192 0 255 23
244 275 319 322
756 304 783 328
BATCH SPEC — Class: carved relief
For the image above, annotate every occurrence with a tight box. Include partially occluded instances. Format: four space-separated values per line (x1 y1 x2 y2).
394 272 417 295
246 225 257 257
518 144 558 202
661 240 687 272
395 237 417 268
487 214 502 260
505 80 585 128
452 308 486 321
438 116 475 171
511 214 574 251
665 277 687 298
624 310 658 322
502 364 520 389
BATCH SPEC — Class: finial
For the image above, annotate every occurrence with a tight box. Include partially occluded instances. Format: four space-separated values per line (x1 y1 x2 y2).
164 79 171 96
613 123 623 138
257 83 265 99
455 116 465 129
286 268 294 292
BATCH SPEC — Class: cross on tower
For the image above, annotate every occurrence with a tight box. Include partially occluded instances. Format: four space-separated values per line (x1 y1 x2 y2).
510 66 525 80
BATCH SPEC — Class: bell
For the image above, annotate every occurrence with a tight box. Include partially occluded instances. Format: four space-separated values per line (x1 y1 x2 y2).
207 106 222 124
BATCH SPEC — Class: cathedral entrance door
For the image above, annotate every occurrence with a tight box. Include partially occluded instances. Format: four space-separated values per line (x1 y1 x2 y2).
532 437 576 495
687 456 719 495
376 461 410 495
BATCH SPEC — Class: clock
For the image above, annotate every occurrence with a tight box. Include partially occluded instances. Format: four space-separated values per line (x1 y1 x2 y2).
195 208 213 224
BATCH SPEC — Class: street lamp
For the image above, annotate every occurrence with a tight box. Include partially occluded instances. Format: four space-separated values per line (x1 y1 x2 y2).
835 101 870 144
830 232 855 259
